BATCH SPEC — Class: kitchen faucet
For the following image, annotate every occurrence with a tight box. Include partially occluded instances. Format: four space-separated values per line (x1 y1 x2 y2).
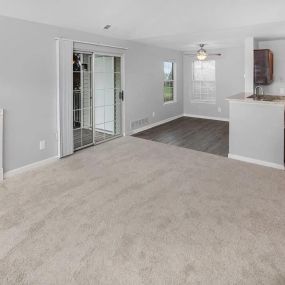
254 86 264 99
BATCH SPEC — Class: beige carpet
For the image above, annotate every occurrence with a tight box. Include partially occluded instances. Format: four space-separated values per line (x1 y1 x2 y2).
0 136 285 285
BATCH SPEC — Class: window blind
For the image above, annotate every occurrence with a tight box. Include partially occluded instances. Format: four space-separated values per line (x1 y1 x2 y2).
191 60 216 104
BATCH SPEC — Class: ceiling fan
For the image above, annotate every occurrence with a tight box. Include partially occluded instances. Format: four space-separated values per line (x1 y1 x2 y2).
185 44 222 60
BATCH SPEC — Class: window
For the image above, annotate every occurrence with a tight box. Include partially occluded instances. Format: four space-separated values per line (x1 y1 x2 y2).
163 61 176 103
192 60 216 104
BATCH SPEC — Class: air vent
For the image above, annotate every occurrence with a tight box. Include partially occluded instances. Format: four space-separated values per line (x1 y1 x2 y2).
131 118 149 130
104 25 111 30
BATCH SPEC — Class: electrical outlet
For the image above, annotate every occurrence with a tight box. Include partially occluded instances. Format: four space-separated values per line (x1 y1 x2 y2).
152 112 155 117
40 140 46 150
218 107 222 113
280 88 285 95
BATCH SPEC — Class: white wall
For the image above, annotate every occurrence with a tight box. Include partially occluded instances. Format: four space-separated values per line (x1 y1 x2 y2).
258 39 285 95
0 15 183 172
229 101 284 168
183 46 245 119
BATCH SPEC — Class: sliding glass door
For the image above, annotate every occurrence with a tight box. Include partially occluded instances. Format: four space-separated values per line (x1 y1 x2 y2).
94 55 122 143
72 51 123 150
73 52 93 150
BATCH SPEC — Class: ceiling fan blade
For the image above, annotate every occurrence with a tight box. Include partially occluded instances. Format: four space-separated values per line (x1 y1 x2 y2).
208 53 222 56
184 53 222 56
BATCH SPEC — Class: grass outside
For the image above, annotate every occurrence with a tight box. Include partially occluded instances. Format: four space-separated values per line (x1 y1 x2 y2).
164 86 174 102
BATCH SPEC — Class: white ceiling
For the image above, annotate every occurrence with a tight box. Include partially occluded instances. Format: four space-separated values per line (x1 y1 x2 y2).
0 0 285 50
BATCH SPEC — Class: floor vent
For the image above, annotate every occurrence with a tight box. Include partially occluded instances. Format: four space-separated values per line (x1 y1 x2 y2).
131 118 149 130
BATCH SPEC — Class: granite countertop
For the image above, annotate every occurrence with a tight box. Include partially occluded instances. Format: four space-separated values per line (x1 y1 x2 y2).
227 92 285 105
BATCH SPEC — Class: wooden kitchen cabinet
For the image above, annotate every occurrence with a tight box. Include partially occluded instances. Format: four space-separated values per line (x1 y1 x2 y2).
254 49 273 85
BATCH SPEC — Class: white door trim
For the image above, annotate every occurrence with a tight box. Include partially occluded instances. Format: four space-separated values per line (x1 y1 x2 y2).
55 37 128 51
56 38 74 158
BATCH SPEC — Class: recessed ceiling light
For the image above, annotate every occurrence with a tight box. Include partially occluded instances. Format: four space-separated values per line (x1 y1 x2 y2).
104 25 111 30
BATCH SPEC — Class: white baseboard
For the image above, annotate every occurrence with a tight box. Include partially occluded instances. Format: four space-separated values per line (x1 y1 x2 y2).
4 156 58 179
184 113 229 122
131 114 183 134
228 153 285 170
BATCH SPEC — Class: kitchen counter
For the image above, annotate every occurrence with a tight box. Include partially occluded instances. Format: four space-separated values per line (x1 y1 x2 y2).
227 93 284 170
227 92 285 105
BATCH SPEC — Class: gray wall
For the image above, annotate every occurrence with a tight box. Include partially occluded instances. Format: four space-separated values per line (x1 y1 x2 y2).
0 16 183 172
229 101 284 166
183 47 245 119
258 39 285 96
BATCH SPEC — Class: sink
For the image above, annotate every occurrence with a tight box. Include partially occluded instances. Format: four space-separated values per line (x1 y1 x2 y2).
247 94 284 101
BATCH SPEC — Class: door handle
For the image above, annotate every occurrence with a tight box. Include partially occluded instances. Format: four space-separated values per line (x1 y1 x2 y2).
119 91 124 101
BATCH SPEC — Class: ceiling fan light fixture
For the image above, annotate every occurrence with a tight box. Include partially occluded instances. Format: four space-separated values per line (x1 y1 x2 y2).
197 49 207 61
185 44 221 60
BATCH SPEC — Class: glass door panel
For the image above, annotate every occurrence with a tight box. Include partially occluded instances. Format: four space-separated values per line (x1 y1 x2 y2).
94 55 122 143
73 52 93 150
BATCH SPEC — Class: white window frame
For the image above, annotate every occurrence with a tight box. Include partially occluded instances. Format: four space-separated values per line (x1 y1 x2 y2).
163 61 177 104
191 60 216 104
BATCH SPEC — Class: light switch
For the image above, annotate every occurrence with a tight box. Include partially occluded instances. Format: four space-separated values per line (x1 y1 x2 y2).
40 140 46 150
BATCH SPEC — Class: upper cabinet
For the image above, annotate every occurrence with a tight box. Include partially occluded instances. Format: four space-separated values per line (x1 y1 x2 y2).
254 49 273 85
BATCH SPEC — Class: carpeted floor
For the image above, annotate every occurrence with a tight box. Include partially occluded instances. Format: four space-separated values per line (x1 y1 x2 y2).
0 136 285 284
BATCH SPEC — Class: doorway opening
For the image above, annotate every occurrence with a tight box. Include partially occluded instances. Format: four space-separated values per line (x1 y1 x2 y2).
73 52 93 150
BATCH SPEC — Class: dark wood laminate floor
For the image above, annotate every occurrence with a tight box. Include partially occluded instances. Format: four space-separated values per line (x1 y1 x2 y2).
133 117 229 157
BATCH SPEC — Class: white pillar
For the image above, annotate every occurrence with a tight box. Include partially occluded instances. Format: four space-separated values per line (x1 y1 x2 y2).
244 37 255 94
